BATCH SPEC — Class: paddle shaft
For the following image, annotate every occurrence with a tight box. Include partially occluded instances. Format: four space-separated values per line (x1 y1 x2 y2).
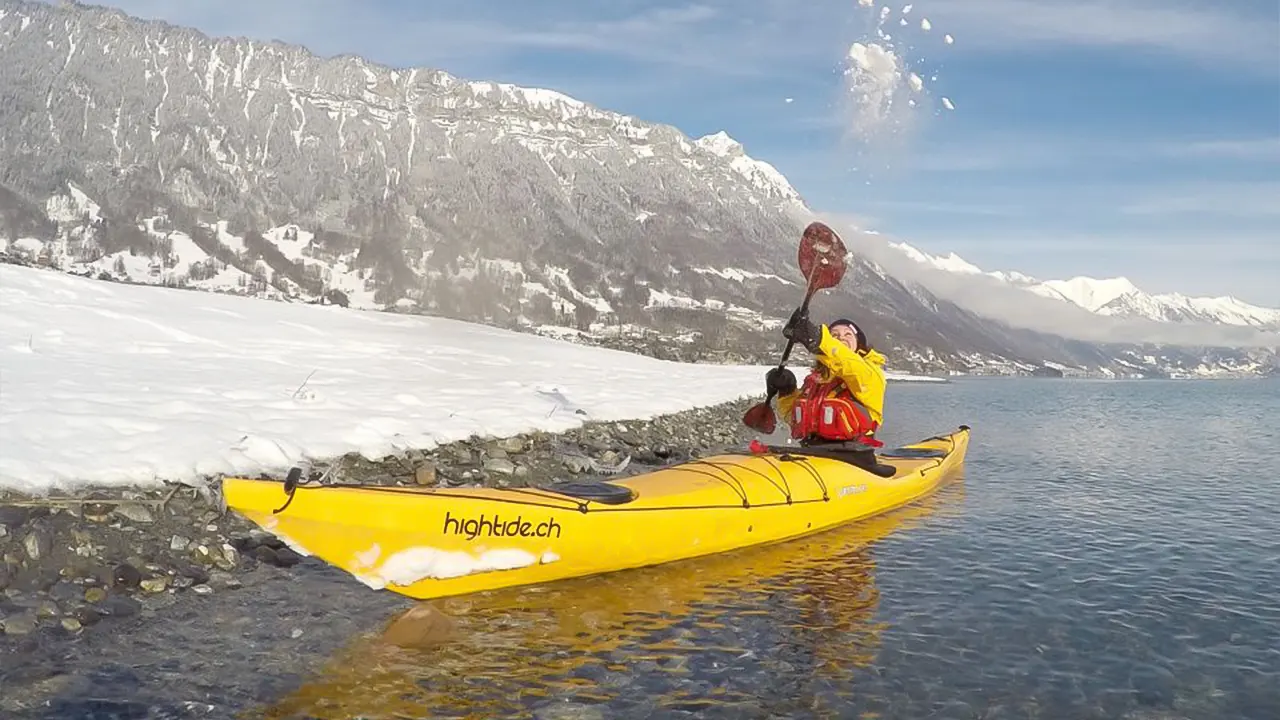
742 220 848 433
759 269 824 405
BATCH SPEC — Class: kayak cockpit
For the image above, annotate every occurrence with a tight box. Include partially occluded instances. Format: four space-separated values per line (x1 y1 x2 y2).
539 480 637 505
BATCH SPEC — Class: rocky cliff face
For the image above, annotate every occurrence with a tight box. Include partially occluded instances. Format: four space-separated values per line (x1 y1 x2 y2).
0 0 1274 379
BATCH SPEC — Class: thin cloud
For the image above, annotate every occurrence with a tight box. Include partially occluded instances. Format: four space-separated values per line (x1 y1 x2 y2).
933 233 1280 256
902 142 1091 173
920 0 1280 74
861 199 1027 217
1119 181 1280 217
1157 137 1280 162
906 133 1280 175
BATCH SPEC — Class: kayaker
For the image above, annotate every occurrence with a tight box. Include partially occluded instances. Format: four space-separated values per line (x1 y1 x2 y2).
765 311 888 452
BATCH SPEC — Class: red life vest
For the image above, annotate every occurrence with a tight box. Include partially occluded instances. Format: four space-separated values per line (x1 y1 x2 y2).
789 372 883 447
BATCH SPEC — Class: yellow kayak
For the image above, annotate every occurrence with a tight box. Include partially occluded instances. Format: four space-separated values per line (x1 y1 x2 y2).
250 483 965 719
221 425 970 601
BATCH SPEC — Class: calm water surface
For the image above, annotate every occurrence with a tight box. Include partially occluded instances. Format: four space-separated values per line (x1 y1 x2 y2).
16 378 1280 719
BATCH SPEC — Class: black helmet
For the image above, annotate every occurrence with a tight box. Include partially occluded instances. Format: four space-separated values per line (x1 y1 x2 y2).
828 318 868 353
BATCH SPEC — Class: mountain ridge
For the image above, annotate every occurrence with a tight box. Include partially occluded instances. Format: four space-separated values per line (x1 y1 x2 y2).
889 240 1280 332
0 0 1276 381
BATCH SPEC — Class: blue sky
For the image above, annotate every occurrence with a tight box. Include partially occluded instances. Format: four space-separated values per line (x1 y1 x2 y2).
84 0 1280 306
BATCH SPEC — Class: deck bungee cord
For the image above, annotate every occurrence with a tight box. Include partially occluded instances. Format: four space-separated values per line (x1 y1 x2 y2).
266 450 855 516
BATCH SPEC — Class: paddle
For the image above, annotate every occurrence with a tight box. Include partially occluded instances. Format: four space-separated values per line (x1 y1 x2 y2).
742 221 848 434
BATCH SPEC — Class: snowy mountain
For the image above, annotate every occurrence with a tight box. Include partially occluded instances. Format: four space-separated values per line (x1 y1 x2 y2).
0 0 1275 379
890 241 1280 332
0 0 815 336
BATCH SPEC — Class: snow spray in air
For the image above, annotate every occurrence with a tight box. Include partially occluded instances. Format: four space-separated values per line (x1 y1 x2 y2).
839 1 957 169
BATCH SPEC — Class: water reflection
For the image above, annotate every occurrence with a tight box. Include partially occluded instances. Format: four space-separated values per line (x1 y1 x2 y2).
253 480 965 719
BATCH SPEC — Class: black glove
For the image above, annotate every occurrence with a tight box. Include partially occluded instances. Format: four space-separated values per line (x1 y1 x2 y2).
782 306 806 336
766 367 797 395
782 307 822 353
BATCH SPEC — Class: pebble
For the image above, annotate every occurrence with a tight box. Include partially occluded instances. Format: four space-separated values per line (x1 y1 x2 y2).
113 563 142 588
140 577 169 593
497 437 526 453
2 613 37 635
562 455 594 473
484 458 517 475
113 504 155 524
415 463 437 486
72 606 102 626
0 507 30 526
23 531 48 561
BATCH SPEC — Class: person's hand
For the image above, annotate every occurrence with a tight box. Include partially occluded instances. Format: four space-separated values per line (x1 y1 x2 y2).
766 367 797 396
782 308 822 352
782 306 807 335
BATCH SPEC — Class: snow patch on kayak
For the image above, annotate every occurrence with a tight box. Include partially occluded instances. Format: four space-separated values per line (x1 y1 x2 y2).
359 546 546 588
354 543 382 569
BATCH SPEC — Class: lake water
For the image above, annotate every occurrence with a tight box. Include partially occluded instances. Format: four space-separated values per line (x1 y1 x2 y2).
10 377 1280 719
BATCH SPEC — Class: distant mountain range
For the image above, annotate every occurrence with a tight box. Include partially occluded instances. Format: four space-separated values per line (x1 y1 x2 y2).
889 242 1280 332
0 0 1275 380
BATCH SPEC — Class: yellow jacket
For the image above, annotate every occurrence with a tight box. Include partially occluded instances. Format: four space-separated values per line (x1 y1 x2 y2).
778 324 888 425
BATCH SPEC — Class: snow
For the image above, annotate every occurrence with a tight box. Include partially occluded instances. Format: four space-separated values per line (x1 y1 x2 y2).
1041 276 1141 312
4 237 45 256
259 224 315 262
352 545 546 588
693 131 803 203
696 130 740 157
0 265 939 494
844 42 905 131
889 241 1280 329
840 0 961 135
691 266 793 285
45 182 101 224
890 241 982 275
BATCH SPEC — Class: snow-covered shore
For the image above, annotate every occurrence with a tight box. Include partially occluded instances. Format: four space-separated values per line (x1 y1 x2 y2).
0 265 940 493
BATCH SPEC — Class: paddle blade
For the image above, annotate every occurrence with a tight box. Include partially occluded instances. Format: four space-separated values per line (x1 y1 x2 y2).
742 401 777 433
798 221 847 290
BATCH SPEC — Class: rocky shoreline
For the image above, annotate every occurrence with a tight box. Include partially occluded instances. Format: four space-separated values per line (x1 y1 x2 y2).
0 397 767 648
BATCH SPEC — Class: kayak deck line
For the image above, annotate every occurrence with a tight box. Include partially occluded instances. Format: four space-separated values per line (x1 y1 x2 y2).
267 460 831 515
264 444 938 517
220 425 972 600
